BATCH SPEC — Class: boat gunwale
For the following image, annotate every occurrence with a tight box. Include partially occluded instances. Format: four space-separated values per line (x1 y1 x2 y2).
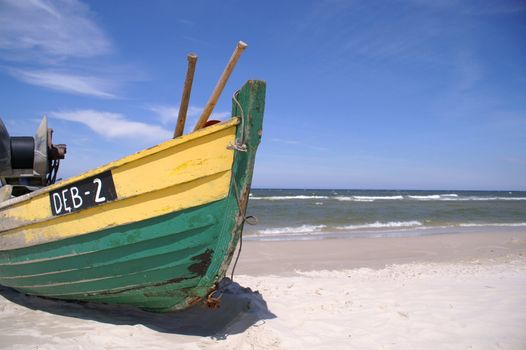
0 117 239 210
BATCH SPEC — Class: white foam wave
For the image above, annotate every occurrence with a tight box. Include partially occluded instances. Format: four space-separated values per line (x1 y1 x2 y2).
407 193 459 201
448 197 526 201
334 196 361 201
334 195 403 202
250 193 526 201
258 224 327 235
409 195 440 200
459 223 526 227
336 221 423 230
408 194 458 200
250 195 330 200
354 195 404 200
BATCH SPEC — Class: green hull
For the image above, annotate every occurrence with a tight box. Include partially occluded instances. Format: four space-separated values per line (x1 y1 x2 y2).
1 198 237 311
0 81 265 312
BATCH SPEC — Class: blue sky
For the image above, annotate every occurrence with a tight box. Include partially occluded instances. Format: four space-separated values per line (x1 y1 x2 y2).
0 0 525 190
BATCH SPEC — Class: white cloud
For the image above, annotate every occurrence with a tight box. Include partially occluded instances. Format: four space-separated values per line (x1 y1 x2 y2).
9 68 117 98
148 105 230 131
149 105 203 125
0 0 111 61
211 110 231 120
0 0 125 98
51 109 172 143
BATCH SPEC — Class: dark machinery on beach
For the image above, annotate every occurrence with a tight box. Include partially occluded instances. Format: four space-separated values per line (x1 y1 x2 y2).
0 117 66 199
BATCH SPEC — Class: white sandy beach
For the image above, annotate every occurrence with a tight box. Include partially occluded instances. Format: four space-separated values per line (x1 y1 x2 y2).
1 230 525 349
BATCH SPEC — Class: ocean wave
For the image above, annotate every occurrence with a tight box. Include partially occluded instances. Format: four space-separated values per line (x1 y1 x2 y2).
408 195 441 200
333 196 363 201
459 223 526 227
354 195 404 200
402 194 526 201
246 221 526 241
408 194 459 200
257 224 327 235
249 193 526 201
467 197 526 201
335 221 423 230
250 195 330 200
435 196 526 201
334 195 404 202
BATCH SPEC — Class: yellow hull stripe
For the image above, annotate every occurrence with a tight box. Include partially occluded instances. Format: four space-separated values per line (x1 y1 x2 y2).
0 119 238 250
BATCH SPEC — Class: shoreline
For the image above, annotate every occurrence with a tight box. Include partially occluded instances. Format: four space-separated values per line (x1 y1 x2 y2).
244 224 526 242
234 229 526 275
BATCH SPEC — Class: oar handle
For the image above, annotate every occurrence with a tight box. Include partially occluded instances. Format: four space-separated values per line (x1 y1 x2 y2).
174 53 198 138
193 41 248 131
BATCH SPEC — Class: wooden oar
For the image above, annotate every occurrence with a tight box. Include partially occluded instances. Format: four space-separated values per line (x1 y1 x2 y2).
193 41 248 131
173 53 198 138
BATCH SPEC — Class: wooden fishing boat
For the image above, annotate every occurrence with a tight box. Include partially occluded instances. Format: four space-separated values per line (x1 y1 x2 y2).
0 43 265 311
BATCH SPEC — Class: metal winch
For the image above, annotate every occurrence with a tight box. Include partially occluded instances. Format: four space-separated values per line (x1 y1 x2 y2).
0 117 66 198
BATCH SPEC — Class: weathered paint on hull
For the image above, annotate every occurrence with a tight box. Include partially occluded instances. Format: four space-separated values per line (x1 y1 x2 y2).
0 80 265 312
1 197 237 312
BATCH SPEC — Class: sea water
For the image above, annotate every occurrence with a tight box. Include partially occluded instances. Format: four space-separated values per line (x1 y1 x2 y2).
244 189 526 240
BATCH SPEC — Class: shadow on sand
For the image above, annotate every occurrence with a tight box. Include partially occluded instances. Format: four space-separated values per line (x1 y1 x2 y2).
0 278 276 339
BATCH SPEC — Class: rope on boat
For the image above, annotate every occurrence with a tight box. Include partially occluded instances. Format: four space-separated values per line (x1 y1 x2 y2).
227 90 248 152
228 99 258 280
230 174 244 281
209 85 259 304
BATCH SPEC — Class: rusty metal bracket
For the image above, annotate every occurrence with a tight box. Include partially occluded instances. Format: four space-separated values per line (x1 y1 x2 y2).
205 284 223 308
